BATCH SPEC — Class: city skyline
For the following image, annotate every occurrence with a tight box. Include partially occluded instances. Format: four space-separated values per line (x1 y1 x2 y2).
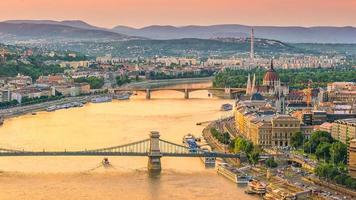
1 0 356 28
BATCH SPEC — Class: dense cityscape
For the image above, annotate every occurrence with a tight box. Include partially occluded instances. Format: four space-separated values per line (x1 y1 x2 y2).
1 1 356 200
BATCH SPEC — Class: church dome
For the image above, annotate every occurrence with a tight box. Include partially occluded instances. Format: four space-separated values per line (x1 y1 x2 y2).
263 60 279 86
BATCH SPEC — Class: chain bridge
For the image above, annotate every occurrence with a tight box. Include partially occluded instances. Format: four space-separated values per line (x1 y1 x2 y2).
0 131 240 171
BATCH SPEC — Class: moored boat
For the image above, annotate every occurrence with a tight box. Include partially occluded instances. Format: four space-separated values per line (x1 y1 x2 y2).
246 179 267 195
217 163 252 184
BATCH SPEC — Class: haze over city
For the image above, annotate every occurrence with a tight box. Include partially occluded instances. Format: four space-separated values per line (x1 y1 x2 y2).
1 0 356 27
1 1 356 200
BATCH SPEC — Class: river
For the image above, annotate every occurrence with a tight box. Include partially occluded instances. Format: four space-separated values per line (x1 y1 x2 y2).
0 83 258 200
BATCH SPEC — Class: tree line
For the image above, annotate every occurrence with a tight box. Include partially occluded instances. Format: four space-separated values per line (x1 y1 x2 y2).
213 67 356 89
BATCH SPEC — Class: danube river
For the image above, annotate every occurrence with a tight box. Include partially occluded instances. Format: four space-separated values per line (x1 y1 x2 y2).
0 86 258 200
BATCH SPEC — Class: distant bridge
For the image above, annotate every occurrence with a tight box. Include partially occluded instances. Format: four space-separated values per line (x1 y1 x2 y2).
110 87 246 99
0 131 241 172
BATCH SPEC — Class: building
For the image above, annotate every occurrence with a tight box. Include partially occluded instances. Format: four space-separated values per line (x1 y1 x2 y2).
348 139 356 178
235 99 307 147
0 89 11 102
59 61 89 69
7 74 32 88
11 86 52 103
36 75 70 85
245 60 289 96
331 118 356 144
319 122 333 133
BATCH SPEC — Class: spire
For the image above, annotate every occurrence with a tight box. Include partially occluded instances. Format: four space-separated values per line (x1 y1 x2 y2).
252 73 256 93
270 58 274 70
246 74 251 95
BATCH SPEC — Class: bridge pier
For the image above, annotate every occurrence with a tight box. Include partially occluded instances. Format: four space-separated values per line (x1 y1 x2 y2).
146 89 151 100
184 89 189 99
148 131 162 172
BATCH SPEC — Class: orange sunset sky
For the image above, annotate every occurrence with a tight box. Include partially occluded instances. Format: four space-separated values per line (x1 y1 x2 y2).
1 0 356 28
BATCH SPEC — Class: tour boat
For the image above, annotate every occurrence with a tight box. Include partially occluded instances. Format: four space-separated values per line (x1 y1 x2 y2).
217 163 252 184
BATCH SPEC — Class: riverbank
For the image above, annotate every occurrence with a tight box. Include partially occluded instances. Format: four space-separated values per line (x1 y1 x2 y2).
0 95 98 119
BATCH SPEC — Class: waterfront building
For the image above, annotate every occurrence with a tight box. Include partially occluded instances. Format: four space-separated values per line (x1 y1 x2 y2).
349 139 356 178
245 60 289 96
11 86 52 103
235 99 307 147
331 118 356 144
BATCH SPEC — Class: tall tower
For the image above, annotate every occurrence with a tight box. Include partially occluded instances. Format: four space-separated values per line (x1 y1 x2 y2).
250 28 254 60
246 74 251 95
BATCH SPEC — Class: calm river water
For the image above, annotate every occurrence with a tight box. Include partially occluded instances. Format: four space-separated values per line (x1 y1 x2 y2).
0 84 258 200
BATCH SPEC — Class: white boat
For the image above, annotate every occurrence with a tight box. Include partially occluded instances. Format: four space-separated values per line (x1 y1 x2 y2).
217 163 252 184
91 96 112 103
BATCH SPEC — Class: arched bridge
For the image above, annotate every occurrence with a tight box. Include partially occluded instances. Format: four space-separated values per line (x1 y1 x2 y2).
109 87 246 99
0 131 240 172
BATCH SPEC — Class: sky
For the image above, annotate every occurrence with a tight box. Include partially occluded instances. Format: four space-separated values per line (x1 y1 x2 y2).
1 0 356 28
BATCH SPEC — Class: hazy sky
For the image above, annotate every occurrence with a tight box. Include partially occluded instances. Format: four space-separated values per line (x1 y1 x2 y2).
1 0 356 28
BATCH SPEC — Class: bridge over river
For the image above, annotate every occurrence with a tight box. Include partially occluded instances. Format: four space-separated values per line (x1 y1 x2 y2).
0 131 241 172
110 87 246 99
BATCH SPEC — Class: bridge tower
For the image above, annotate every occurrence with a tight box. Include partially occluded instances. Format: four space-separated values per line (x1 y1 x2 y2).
146 89 151 99
184 88 189 99
148 131 162 172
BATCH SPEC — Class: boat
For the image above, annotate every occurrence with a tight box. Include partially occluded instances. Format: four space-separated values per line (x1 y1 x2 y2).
91 96 112 103
217 163 252 184
220 103 233 111
0 116 4 126
182 134 201 143
246 179 267 195
113 92 131 100
31 112 37 115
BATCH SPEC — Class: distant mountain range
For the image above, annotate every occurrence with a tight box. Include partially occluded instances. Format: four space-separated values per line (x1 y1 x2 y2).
112 24 356 43
1 20 356 43
0 20 136 42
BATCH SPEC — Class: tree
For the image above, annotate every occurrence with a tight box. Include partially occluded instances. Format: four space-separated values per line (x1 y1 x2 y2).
315 142 331 161
248 150 260 165
74 77 104 89
330 142 347 164
265 157 278 168
290 131 304 148
234 137 253 153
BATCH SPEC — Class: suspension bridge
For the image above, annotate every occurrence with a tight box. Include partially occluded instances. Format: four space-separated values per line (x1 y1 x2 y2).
0 131 241 172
